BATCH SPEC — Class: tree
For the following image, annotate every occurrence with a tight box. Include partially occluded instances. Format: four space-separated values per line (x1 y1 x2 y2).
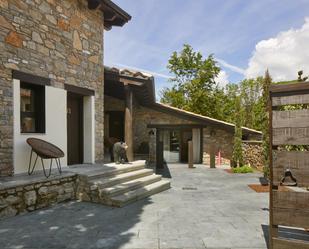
232 96 244 167
262 70 271 178
160 44 221 117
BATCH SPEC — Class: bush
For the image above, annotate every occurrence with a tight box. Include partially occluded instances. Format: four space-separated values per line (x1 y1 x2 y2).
232 165 254 174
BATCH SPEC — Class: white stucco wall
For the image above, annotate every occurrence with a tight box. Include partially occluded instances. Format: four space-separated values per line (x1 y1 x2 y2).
13 79 67 174
83 95 95 163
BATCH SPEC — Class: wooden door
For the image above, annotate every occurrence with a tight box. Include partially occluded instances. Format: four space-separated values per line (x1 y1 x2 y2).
156 130 164 169
67 93 83 165
109 111 124 141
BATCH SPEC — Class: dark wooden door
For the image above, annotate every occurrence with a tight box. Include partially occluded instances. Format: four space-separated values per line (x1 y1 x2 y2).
109 111 124 141
67 93 83 165
156 130 164 169
180 129 192 162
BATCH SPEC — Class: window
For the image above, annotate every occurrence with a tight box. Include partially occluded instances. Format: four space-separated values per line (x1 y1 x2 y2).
20 82 45 133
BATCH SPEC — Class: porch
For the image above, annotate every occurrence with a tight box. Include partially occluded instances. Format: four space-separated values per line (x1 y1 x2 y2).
0 161 170 219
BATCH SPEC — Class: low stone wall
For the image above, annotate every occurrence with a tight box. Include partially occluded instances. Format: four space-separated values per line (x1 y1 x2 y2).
242 141 264 170
0 173 77 219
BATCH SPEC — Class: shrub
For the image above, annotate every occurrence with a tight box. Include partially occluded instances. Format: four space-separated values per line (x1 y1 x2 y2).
232 165 254 174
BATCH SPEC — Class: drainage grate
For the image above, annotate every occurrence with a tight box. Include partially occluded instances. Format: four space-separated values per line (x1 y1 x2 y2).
182 187 197 190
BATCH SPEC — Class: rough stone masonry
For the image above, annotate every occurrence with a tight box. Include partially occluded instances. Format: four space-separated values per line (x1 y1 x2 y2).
0 0 105 176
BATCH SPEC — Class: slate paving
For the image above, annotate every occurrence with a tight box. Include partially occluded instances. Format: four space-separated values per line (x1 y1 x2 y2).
0 164 269 249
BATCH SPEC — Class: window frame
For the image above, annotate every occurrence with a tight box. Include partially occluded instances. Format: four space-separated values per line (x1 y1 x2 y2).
20 81 46 134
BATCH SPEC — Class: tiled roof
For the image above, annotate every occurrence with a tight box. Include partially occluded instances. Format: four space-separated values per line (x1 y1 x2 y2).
155 102 262 135
104 66 153 80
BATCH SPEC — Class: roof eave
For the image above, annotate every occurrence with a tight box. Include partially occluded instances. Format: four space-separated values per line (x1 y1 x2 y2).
87 0 131 29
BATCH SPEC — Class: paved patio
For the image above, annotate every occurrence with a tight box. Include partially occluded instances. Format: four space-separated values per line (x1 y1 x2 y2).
0 164 269 249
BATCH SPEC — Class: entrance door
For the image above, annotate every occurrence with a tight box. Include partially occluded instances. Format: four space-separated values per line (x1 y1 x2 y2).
67 93 83 165
180 129 192 162
108 111 124 141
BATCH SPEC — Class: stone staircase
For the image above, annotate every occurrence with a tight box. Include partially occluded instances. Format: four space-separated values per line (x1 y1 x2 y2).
76 160 170 207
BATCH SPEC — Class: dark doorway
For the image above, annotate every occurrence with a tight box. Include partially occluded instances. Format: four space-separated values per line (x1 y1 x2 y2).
67 92 83 165
180 129 192 162
108 111 124 141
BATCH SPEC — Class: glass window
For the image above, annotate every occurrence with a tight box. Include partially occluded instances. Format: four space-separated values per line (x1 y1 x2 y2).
20 82 45 133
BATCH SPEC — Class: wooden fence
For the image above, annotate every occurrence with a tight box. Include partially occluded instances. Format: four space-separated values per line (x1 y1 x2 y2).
269 82 309 249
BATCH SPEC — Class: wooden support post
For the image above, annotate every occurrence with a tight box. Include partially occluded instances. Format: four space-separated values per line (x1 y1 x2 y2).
188 140 194 168
210 144 216 168
124 85 133 162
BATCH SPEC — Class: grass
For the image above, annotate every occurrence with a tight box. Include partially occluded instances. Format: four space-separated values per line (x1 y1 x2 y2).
232 165 254 174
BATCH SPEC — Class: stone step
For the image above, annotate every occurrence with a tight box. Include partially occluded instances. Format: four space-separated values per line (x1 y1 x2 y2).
100 174 162 197
81 160 146 180
111 180 171 207
90 168 154 188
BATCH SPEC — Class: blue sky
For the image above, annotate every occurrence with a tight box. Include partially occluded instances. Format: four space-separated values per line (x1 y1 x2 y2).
105 0 309 96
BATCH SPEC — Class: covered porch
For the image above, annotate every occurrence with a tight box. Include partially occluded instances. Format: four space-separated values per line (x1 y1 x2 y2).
104 67 155 163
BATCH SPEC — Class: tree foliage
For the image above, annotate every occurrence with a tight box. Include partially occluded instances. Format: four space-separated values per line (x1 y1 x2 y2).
161 44 221 118
232 96 244 167
160 44 266 131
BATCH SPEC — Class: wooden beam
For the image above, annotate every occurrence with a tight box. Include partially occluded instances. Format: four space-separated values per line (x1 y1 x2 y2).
273 238 309 249
273 206 309 228
124 85 133 161
273 150 309 187
273 109 309 128
12 70 51 86
270 82 309 97
64 84 95 96
273 127 309 145
272 93 309 106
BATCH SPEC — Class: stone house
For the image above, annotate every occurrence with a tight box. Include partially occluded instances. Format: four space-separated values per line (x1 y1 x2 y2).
0 0 131 176
104 67 262 167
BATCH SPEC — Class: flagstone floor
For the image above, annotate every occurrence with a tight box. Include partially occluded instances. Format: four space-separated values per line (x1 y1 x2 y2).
0 164 269 249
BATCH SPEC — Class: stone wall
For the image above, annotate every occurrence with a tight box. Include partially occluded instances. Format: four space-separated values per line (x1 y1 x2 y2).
133 103 198 154
202 127 234 165
0 0 104 175
0 174 77 219
242 141 264 170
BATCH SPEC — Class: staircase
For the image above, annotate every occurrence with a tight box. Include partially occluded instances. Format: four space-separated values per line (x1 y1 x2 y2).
76 160 170 207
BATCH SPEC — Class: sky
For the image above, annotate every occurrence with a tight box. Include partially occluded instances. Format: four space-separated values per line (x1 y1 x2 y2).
105 0 309 96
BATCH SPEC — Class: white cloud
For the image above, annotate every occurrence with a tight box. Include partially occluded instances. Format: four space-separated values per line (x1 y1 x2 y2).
215 70 229 88
216 58 245 75
245 18 309 81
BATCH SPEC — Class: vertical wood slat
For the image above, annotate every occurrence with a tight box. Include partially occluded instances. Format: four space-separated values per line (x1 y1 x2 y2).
273 151 309 186
269 91 276 249
273 238 309 249
273 109 309 128
272 94 309 106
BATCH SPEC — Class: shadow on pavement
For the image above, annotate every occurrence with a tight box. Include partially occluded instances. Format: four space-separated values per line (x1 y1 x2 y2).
155 161 172 178
0 198 153 249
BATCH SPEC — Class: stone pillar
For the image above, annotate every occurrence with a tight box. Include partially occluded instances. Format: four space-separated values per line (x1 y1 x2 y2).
124 85 133 161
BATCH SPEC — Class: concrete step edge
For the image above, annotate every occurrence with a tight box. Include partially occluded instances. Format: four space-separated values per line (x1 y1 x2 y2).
100 174 162 197
90 169 154 188
111 180 171 207
85 164 146 180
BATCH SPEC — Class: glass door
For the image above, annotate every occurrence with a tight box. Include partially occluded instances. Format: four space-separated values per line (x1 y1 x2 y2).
159 130 180 163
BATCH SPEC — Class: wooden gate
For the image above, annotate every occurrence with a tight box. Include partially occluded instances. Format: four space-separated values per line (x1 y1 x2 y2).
269 83 309 249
